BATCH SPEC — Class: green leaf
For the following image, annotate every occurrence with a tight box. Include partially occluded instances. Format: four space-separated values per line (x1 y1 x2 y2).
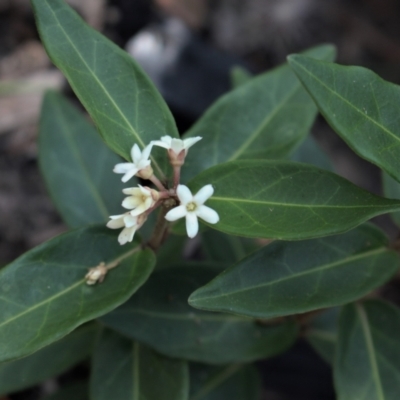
32 0 178 174
182 44 336 182
335 300 400 400
41 381 88 400
91 329 189 400
290 135 334 171
189 224 399 318
201 230 260 265
156 234 187 269
0 226 155 363
101 267 298 364
188 160 400 240
230 66 252 88
189 363 261 400
288 55 400 183
305 307 340 364
0 323 97 396
382 172 400 227
39 91 125 228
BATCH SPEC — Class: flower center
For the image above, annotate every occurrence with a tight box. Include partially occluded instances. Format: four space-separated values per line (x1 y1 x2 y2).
186 202 197 212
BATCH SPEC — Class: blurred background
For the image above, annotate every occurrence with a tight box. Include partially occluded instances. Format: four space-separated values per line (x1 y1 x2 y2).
1 0 400 399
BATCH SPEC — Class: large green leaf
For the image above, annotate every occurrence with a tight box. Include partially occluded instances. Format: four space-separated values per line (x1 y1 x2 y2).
42 381 88 400
0 226 155 363
32 0 178 174
188 160 400 240
0 323 98 396
288 55 400 183
91 329 189 400
189 225 399 318
335 300 400 400
230 66 252 88
39 91 125 228
382 172 400 227
305 307 340 364
189 363 261 400
181 45 336 181
101 267 298 364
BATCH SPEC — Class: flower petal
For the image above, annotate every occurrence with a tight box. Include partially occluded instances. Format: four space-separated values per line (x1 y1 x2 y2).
130 201 152 216
123 214 138 228
118 227 136 245
171 139 184 154
186 212 199 238
113 163 134 174
121 168 138 183
122 187 142 195
122 197 141 209
196 205 219 224
165 205 187 221
183 136 202 150
141 143 154 161
176 184 193 205
131 144 141 163
107 217 125 229
194 184 214 205
152 140 170 150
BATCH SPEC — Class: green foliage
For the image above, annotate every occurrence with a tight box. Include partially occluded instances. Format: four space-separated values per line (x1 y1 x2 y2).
42 381 89 400
230 66 252 88
189 160 400 239
32 0 178 173
39 91 125 228
182 45 336 181
189 224 399 317
101 267 298 364
0 323 98 395
91 329 189 400
335 300 400 400
382 171 400 227
288 55 400 183
0 226 155 363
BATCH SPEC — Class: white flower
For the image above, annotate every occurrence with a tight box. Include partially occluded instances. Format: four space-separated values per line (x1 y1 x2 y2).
152 135 202 156
113 143 153 182
122 185 157 216
106 212 145 245
165 184 219 238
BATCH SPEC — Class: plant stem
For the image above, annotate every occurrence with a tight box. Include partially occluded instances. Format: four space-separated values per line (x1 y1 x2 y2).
173 165 181 190
147 204 172 251
149 174 167 191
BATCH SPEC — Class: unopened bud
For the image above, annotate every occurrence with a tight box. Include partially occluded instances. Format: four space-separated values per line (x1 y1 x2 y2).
85 262 108 285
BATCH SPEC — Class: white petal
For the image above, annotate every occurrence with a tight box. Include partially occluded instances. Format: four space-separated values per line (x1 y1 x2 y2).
161 136 172 145
107 217 125 229
130 201 152 216
183 136 202 149
113 163 134 174
194 184 214 205
171 138 184 154
118 227 136 245
121 168 138 183
196 205 219 224
138 185 150 195
165 205 187 221
186 212 199 238
152 140 170 150
141 143 154 160
176 184 193 205
138 159 151 170
122 197 141 209
131 144 141 163
122 187 141 195
123 214 138 228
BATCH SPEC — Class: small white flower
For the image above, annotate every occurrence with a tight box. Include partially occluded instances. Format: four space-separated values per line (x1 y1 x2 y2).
113 143 153 182
122 185 157 216
152 135 202 156
107 212 145 245
165 184 219 238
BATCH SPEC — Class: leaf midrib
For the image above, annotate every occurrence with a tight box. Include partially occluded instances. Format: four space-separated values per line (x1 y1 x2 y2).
191 247 386 301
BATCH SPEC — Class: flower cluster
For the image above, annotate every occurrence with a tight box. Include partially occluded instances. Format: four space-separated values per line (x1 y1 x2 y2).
107 135 219 245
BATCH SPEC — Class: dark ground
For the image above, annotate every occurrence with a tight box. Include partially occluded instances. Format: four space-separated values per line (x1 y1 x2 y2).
1 0 400 399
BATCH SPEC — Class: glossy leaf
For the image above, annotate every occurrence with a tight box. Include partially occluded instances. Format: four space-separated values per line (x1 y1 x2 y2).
182 45 336 181
288 55 400 183
91 329 189 400
201 230 260 265
0 226 155 363
382 172 400 227
230 66 252 88
290 135 334 171
42 381 88 400
0 323 97 396
189 363 261 400
305 307 340 364
101 267 298 364
335 300 400 400
32 0 178 174
189 224 399 318
188 160 400 240
39 91 125 228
